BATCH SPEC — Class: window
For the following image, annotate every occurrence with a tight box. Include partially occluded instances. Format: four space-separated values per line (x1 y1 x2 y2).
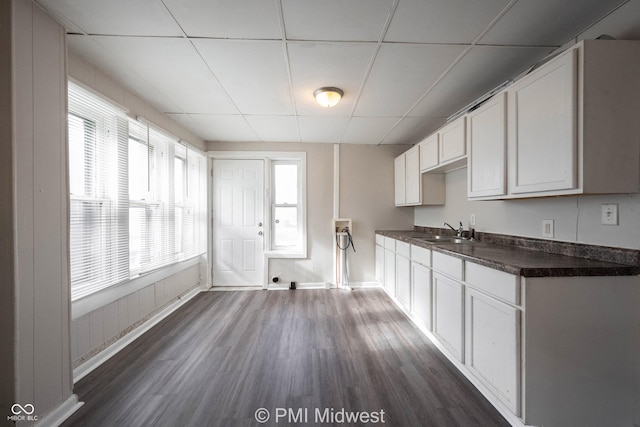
270 160 305 254
68 81 207 301
68 82 129 300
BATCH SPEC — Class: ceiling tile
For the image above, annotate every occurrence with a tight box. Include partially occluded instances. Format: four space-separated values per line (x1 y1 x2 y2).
68 35 180 113
409 45 552 119
385 0 510 43
168 114 259 142
380 117 447 145
281 0 395 41
298 116 350 143
578 1 640 41
37 0 182 36
355 44 466 117
479 0 627 46
245 116 300 142
163 0 281 39
73 36 238 115
341 117 400 144
194 40 294 115
287 42 377 115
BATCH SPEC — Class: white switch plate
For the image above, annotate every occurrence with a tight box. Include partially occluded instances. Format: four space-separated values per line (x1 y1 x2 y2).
542 219 554 238
601 203 619 225
469 213 476 227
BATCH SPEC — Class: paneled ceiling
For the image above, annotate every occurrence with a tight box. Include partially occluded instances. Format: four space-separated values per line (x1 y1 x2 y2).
37 0 629 144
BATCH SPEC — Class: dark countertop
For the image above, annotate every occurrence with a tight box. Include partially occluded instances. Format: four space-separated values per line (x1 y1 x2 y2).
376 230 640 277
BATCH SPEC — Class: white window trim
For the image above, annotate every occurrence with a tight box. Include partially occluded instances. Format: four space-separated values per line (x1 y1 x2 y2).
207 151 308 262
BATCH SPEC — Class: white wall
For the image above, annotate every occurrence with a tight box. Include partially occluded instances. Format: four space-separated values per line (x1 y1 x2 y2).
10 0 75 422
0 0 16 418
340 144 413 283
207 141 412 285
415 168 640 250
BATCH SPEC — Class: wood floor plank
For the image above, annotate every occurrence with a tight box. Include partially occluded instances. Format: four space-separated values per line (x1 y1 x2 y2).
63 289 509 427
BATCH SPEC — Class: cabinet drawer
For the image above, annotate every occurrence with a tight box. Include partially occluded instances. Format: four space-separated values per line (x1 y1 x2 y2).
411 245 431 267
396 241 411 258
375 234 384 246
465 262 519 305
432 251 463 280
384 236 396 250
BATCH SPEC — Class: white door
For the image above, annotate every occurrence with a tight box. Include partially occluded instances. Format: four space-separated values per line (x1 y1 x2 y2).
212 159 264 286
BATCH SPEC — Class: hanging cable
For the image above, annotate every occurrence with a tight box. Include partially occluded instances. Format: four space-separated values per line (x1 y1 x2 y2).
336 228 356 252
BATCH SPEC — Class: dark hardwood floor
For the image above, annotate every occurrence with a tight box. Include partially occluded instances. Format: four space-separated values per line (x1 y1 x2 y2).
63 289 509 427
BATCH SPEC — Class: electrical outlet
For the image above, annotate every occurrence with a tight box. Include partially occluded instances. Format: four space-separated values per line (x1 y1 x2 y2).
542 220 554 238
601 204 618 225
469 213 476 227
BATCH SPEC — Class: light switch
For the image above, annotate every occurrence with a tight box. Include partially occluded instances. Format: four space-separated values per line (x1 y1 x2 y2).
601 204 618 225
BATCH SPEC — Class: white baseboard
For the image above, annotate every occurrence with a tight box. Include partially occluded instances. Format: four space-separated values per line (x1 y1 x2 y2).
73 286 202 383
34 394 83 427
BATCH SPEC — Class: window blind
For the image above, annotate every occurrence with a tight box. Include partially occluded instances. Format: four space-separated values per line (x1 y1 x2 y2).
128 120 207 275
68 81 129 300
68 81 207 301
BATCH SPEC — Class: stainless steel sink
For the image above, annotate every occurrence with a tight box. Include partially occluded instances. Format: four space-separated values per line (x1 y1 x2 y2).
416 235 468 244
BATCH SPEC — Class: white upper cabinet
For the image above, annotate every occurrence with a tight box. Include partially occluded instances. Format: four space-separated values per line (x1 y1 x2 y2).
439 116 466 164
467 93 507 198
419 133 438 172
395 145 445 207
394 154 406 205
405 145 421 204
419 116 467 174
508 48 577 195
503 40 640 199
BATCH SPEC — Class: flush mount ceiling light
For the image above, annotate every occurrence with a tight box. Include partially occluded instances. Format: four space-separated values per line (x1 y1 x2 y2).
313 87 343 108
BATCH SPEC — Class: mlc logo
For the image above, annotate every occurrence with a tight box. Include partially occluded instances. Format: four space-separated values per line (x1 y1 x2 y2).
12 404 35 415
8 403 38 422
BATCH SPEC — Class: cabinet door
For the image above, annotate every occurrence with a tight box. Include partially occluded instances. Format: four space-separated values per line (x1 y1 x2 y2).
394 154 406 205
465 289 520 415
468 93 507 198
405 145 421 205
508 48 577 194
375 244 384 284
420 134 439 171
433 273 464 361
396 254 411 310
439 117 466 164
411 261 432 330
384 248 396 296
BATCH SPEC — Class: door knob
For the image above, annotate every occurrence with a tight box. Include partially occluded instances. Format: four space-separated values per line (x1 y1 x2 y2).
258 222 263 227
258 231 263 236
275 219 280 224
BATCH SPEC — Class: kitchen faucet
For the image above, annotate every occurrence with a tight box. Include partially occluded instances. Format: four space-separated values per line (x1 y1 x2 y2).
443 221 464 237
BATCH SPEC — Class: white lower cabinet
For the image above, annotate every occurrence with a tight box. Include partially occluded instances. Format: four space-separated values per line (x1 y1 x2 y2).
375 243 384 283
384 248 395 296
377 236 639 427
395 241 411 310
432 272 464 362
395 253 411 311
465 288 520 415
411 261 431 330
